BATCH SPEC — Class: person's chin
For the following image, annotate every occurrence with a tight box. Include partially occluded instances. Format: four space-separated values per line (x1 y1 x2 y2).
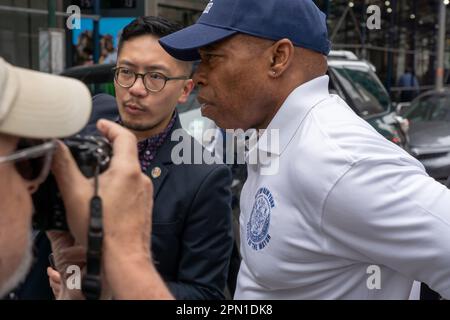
201 109 229 130
0 234 33 298
120 113 149 129
201 105 220 123
122 119 154 132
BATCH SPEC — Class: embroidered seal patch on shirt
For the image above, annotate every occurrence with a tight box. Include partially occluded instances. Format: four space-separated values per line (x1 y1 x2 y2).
247 187 275 251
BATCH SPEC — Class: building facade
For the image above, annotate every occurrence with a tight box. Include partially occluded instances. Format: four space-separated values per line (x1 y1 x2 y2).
0 0 449 98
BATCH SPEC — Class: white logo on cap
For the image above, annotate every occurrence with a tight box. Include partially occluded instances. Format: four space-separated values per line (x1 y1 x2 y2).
203 1 214 14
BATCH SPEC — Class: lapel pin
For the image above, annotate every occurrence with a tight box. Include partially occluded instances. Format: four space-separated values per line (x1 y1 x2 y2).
151 167 162 179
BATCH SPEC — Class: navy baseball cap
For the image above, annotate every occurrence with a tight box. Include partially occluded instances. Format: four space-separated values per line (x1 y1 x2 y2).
159 0 331 61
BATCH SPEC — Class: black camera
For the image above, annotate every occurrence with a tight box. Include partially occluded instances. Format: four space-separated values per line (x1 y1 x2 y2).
32 135 112 231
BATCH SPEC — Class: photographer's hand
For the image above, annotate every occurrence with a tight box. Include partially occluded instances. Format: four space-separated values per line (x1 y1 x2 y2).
52 120 173 299
51 120 150 247
95 120 173 299
51 142 92 245
47 267 62 298
46 231 86 300
46 231 114 300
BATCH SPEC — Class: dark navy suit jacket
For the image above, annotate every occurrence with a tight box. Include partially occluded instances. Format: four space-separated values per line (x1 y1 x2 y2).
148 117 234 299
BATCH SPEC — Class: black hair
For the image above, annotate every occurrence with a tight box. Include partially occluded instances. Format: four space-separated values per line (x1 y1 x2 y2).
118 16 183 55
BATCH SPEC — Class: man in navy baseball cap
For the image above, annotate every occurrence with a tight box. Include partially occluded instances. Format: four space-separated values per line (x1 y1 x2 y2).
159 0 330 61
158 0 450 301
159 0 330 132
159 0 340 299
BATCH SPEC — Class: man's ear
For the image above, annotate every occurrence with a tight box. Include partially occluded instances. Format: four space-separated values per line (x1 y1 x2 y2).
177 79 195 104
268 39 294 78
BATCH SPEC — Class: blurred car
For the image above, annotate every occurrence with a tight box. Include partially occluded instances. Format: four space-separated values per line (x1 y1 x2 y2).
328 51 407 148
402 89 450 183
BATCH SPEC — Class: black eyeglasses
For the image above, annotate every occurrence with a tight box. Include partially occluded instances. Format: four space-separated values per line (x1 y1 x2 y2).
113 67 190 93
0 139 57 184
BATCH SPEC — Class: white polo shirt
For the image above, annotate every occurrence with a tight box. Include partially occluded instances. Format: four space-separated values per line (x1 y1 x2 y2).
235 75 450 300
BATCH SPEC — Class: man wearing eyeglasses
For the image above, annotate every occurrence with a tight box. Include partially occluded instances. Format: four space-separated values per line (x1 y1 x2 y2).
108 16 233 301
45 17 234 300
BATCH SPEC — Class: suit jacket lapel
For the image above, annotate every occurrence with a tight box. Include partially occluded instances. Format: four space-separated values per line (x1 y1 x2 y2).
146 114 182 198
147 160 169 198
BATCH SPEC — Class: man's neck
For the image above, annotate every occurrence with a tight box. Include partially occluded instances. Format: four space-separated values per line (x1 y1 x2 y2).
133 129 160 142
257 74 325 130
131 114 174 142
